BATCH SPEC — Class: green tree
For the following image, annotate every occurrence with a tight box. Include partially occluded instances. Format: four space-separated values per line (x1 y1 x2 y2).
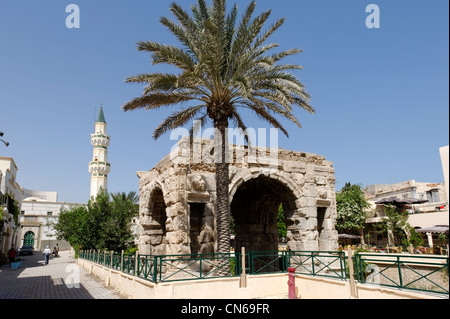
122 0 313 254
54 189 139 252
54 205 92 252
100 191 139 251
277 204 287 239
378 204 417 247
335 183 371 234
405 226 424 247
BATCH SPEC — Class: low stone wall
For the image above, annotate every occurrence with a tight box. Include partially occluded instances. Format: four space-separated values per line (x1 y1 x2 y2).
77 258 443 299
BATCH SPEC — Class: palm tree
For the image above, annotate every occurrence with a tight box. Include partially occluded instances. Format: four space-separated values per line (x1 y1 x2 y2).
122 0 314 255
111 191 139 205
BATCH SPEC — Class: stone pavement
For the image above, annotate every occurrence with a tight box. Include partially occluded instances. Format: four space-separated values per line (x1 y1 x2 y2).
0 250 130 299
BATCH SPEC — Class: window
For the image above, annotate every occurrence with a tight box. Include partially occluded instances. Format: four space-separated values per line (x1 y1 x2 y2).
426 190 440 203
47 212 53 216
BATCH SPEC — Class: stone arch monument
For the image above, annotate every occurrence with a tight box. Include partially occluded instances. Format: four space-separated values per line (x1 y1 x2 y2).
137 138 338 256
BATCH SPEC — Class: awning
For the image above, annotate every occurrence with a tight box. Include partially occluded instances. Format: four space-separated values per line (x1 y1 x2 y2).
415 225 449 235
375 197 428 205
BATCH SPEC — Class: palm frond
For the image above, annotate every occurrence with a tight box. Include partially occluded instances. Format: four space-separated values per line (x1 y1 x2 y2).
153 104 206 139
137 41 195 71
122 93 195 112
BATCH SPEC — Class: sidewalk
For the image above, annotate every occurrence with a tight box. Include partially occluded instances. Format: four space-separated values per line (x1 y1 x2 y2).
0 250 130 299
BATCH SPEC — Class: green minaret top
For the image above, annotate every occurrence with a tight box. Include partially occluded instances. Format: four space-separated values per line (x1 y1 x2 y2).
96 105 106 123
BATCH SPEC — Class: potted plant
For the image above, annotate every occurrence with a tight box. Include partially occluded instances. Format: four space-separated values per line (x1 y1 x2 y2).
10 258 23 269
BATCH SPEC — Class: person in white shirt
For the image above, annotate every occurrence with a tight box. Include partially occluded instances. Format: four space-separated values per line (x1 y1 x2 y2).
43 246 51 265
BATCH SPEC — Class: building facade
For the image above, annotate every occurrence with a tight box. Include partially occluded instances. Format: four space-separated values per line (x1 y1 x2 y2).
364 180 448 247
440 145 449 205
0 157 24 256
19 194 81 251
364 180 447 215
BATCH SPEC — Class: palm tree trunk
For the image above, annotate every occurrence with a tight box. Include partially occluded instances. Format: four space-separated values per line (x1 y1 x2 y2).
215 117 230 256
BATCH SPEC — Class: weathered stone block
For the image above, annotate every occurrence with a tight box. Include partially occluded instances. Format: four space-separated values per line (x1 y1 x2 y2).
150 236 163 245
303 183 317 197
282 161 306 173
317 186 328 199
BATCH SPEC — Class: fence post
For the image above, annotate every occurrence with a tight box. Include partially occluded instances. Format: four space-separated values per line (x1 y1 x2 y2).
397 256 403 288
239 247 247 288
347 247 358 299
154 256 159 282
288 267 296 299
110 251 114 269
134 250 139 277
120 250 124 271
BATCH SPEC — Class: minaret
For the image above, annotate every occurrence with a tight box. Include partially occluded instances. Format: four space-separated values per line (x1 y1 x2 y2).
89 105 111 199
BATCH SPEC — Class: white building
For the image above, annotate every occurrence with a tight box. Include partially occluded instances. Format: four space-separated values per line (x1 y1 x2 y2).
0 157 24 256
364 180 448 247
19 192 84 250
88 105 111 199
440 145 449 205
23 188 57 202
364 179 447 216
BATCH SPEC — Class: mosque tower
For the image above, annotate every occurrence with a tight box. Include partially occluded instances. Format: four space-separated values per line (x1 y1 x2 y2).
89 105 111 199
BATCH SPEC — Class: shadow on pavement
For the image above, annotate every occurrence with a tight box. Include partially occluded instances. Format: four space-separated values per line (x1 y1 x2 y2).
0 250 95 299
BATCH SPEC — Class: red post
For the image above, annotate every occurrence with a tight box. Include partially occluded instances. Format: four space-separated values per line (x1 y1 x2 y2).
288 267 296 299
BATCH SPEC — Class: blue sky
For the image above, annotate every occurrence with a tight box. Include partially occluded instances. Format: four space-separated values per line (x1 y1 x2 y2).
0 0 448 204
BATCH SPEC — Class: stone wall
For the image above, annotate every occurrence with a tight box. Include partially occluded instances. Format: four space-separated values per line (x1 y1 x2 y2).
137 138 338 256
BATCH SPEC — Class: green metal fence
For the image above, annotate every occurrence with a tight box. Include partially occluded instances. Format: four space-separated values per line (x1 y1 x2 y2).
79 250 448 295
79 250 240 283
354 253 449 295
247 251 288 275
288 251 347 279
155 253 240 282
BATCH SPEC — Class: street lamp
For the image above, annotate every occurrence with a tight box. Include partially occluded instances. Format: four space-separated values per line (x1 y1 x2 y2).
0 131 9 147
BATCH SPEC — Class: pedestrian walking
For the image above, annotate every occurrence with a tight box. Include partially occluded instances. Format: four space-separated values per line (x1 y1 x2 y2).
43 246 51 265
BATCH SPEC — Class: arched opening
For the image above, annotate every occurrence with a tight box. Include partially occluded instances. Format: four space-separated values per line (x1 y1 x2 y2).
24 231 35 246
141 187 168 255
230 176 297 253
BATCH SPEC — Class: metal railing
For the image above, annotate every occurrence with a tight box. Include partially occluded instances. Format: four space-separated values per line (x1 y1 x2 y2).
354 253 449 295
288 251 347 279
79 250 240 283
79 249 448 295
155 253 240 282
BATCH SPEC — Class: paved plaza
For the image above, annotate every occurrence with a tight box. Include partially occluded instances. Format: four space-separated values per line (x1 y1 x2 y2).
0 250 130 299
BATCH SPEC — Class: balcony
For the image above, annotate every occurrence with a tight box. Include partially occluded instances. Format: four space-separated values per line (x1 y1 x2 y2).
89 161 111 174
91 134 110 147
